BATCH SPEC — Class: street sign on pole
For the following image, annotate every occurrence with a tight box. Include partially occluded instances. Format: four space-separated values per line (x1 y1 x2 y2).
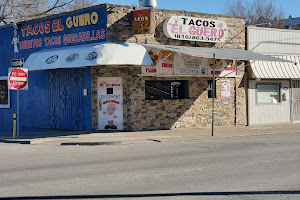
212 53 215 137
11 58 24 68
8 68 28 138
8 68 28 90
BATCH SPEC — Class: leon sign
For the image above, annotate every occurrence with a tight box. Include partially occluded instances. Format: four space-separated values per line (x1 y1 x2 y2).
8 68 28 90
163 16 228 43
132 9 155 34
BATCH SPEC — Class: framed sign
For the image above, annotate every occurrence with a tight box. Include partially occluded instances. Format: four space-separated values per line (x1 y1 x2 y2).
163 16 228 43
97 77 123 130
174 54 204 75
132 9 155 34
221 80 230 99
208 59 237 77
142 48 174 75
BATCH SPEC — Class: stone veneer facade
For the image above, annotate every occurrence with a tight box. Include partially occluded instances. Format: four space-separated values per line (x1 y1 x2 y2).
91 4 246 131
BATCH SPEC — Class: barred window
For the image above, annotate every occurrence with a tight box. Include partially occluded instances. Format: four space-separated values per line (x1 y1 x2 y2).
145 80 189 100
0 77 10 108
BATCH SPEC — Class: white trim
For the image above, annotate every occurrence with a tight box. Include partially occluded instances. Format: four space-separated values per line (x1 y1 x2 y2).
0 76 10 109
24 42 153 71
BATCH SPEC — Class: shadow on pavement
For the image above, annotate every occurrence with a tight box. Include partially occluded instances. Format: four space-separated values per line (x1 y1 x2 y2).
0 130 119 141
0 130 86 139
1 190 300 199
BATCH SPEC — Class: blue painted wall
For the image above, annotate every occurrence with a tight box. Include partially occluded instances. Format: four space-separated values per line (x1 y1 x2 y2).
0 6 107 132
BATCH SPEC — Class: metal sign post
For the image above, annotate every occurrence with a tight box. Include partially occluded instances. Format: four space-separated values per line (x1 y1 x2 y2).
17 90 19 137
212 53 215 137
8 67 28 138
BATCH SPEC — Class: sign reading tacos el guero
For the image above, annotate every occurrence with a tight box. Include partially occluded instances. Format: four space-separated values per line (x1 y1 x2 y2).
18 7 107 51
163 16 228 43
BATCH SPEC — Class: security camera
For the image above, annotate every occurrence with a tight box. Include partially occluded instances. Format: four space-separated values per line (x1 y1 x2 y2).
10 22 18 29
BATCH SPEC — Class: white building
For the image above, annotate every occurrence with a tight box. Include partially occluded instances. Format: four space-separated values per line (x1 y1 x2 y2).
247 26 300 125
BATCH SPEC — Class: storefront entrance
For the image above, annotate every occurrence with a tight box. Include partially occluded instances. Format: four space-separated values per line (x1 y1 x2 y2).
292 80 300 123
97 77 123 130
48 68 85 130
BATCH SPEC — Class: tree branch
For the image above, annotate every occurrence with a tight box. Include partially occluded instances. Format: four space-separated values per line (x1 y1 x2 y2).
28 0 74 18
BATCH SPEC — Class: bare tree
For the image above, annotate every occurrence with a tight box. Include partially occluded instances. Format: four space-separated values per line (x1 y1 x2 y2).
224 0 286 28
0 0 100 25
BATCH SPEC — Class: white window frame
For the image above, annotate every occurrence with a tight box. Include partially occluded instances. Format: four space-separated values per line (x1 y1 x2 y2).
256 83 281 105
0 76 10 108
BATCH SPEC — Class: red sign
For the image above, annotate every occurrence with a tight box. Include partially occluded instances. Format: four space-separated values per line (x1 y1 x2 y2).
211 71 221 75
162 63 173 68
103 100 120 104
9 68 28 90
132 9 154 34
225 67 235 71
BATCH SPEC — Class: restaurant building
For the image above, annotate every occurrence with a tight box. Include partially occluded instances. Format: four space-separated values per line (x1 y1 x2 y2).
0 3 289 133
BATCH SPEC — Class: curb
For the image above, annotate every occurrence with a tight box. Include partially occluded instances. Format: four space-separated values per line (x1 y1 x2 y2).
0 137 65 145
60 141 122 146
0 139 31 144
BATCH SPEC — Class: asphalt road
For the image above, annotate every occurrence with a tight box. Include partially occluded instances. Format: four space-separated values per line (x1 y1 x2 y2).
0 133 299 200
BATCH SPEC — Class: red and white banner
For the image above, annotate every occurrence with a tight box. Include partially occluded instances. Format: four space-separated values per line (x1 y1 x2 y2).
221 80 231 99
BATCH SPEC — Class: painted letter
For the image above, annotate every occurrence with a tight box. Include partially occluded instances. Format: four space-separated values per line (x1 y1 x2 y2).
211 28 217 37
170 23 179 34
91 12 98 25
66 17 72 28
204 27 210 37
189 26 196 35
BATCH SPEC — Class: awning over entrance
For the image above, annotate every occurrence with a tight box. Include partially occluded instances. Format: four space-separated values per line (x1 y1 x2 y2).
250 55 300 79
141 43 293 62
24 42 153 71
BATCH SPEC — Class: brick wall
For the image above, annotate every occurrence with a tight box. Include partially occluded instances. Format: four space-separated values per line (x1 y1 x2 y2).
91 4 246 131
91 67 246 131
106 5 245 49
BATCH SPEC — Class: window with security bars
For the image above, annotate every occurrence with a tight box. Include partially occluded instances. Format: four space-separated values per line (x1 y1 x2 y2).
208 80 216 98
0 78 9 108
145 80 189 100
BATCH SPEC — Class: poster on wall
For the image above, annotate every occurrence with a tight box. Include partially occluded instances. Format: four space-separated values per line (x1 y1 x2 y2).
221 80 231 99
142 48 174 75
174 54 205 75
142 49 237 77
97 77 123 130
208 59 237 77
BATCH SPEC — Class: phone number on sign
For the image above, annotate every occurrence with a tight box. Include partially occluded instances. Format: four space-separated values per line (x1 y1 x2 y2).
174 34 221 42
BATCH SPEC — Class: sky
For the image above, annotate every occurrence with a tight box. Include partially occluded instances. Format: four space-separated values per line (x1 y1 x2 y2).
100 0 299 18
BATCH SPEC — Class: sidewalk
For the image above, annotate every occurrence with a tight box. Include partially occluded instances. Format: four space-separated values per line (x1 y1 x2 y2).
1 123 300 145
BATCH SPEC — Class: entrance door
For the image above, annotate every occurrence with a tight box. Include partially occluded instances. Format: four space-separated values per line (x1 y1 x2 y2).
97 77 123 130
292 80 300 123
48 68 85 130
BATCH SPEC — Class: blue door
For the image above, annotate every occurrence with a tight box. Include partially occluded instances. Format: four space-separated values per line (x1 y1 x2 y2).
48 68 85 130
